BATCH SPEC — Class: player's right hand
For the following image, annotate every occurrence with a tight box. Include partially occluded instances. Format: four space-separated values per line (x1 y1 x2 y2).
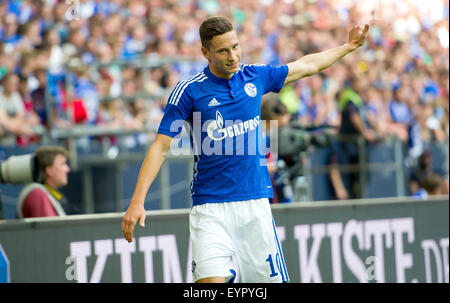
347 24 370 50
122 202 146 243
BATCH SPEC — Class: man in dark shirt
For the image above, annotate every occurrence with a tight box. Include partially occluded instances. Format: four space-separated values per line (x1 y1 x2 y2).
336 76 376 198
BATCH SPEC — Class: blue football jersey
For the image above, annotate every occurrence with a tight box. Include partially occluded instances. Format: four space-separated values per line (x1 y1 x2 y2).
158 64 289 206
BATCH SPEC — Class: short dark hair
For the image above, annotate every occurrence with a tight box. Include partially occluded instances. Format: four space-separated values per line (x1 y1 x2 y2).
199 16 234 49
421 173 443 194
261 95 288 121
35 146 69 180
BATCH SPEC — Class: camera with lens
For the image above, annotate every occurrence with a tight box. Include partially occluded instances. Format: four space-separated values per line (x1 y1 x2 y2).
0 153 41 185
0 153 41 219
274 121 333 202
261 95 334 202
278 121 331 158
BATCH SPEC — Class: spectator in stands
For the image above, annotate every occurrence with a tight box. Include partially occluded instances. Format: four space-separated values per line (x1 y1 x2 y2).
122 22 147 60
2 0 449 142
0 44 14 79
30 68 48 126
0 0 448 204
389 85 414 141
0 73 34 140
17 17 42 52
30 65 71 130
68 60 98 125
1 13 21 53
18 73 40 125
97 98 124 129
43 28 65 76
16 145 70 218
16 73 40 146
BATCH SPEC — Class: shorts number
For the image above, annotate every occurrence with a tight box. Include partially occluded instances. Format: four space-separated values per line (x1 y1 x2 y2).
265 254 279 277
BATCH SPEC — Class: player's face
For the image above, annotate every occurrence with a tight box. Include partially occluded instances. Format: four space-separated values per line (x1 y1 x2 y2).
202 30 241 79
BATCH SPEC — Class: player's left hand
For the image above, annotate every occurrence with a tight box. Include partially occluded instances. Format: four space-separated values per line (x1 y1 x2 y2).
347 24 370 51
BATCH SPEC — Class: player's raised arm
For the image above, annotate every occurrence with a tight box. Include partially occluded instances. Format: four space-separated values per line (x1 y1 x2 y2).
121 133 173 242
284 24 370 85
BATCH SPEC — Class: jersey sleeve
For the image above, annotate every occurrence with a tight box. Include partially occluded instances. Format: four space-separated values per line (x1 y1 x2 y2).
249 64 289 94
157 82 194 138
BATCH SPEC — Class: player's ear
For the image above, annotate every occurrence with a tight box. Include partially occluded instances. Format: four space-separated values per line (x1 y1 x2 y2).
201 46 209 60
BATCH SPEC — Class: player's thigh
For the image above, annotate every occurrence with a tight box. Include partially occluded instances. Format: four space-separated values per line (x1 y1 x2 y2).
189 204 237 282
234 199 289 283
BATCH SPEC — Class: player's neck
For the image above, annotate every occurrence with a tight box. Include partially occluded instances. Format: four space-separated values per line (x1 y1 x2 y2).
208 65 235 80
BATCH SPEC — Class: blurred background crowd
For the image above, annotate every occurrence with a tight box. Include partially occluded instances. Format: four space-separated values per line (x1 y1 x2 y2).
0 0 449 206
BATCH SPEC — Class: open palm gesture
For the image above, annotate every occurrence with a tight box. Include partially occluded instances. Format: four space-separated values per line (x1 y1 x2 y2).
348 24 370 51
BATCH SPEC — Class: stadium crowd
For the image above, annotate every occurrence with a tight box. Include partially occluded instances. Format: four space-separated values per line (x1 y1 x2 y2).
0 0 449 197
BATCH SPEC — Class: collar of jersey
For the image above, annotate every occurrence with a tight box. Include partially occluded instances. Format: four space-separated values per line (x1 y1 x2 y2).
204 65 238 85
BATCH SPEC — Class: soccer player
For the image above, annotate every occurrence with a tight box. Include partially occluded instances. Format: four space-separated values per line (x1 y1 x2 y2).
122 16 369 283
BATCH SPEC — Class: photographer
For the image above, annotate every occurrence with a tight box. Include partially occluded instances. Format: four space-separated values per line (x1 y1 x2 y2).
16 146 70 218
261 95 292 203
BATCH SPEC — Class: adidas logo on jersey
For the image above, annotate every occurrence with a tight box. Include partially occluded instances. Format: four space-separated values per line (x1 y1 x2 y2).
208 98 220 106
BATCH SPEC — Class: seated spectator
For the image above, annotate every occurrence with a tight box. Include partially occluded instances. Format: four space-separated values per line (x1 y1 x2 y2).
16 146 70 218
